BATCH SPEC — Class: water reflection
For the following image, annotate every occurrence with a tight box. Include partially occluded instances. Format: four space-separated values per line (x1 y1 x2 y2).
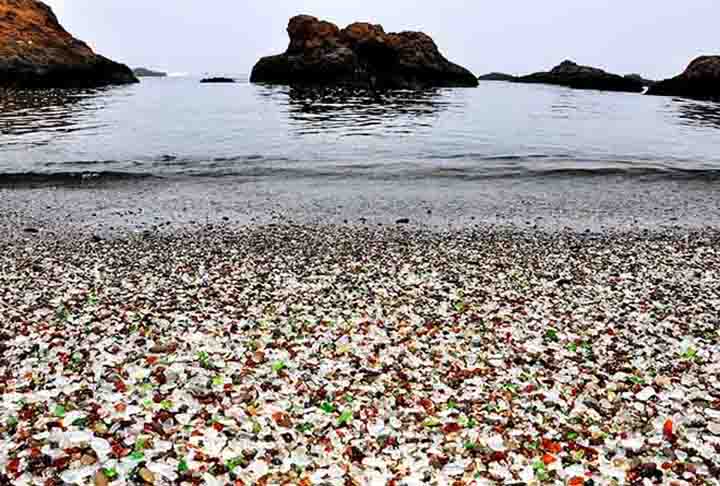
550 89 581 114
0 88 110 146
261 85 460 136
674 100 720 130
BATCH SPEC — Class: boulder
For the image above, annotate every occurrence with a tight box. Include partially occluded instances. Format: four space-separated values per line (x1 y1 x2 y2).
477 72 517 82
251 15 478 89
647 56 720 101
515 60 644 93
0 0 137 88
134 67 167 77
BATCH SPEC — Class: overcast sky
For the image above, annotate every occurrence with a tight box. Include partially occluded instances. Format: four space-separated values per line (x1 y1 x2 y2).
45 0 716 79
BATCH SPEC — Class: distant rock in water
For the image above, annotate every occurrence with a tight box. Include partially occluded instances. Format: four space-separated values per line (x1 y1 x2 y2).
515 60 644 93
200 77 236 83
134 67 167 78
623 73 656 87
250 15 478 89
477 72 517 82
0 0 137 88
647 56 720 101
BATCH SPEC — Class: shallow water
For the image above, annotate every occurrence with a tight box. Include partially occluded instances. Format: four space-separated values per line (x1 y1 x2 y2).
1 77 720 180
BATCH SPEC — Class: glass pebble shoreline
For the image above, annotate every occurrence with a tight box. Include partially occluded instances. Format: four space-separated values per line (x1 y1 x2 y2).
1 226 719 485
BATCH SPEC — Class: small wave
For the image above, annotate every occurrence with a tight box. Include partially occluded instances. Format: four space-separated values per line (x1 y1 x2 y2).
209 155 291 163
0 171 155 187
429 153 570 162
40 155 296 171
410 165 720 182
154 164 720 182
5 161 720 185
148 154 295 170
43 159 123 167
527 166 720 180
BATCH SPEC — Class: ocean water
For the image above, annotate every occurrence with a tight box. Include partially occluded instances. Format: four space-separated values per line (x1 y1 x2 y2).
1 76 720 180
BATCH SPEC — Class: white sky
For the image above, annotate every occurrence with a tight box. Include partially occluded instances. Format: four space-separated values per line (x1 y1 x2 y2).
43 0 718 79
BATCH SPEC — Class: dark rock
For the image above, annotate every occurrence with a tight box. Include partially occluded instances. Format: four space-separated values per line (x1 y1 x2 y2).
515 60 644 93
647 56 720 101
477 72 517 82
0 0 138 88
623 73 656 87
23 227 39 234
396 218 410 224
251 15 478 89
133 67 167 77
200 77 236 83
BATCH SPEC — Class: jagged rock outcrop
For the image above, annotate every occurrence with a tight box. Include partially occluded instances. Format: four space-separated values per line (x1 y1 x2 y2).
477 72 517 82
250 15 478 89
647 56 720 101
0 0 137 88
515 60 644 93
134 67 167 78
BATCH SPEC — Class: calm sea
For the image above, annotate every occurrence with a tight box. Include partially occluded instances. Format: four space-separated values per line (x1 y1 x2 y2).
1 76 720 180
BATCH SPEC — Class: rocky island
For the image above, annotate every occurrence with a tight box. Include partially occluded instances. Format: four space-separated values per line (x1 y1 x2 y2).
200 77 236 83
250 15 478 89
133 67 167 77
477 72 517 82
647 56 720 101
476 62 649 93
514 60 645 93
0 0 137 88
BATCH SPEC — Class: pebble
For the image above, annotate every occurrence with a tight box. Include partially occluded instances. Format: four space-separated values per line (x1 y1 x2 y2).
80 454 96 466
654 375 672 387
636 387 655 401
93 471 109 486
138 467 155 484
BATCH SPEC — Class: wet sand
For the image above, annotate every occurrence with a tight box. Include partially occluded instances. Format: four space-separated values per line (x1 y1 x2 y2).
1 173 720 241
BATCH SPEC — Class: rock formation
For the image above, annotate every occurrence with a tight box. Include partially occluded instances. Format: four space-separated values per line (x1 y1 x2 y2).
515 60 644 93
647 56 720 101
250 15 478 89
623 73 655 87
200 77 236 83
477 72 517 82
0 0 137 88
133 67 167 78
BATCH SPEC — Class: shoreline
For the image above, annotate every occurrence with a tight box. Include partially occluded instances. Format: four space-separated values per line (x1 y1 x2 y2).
2 173 720 242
